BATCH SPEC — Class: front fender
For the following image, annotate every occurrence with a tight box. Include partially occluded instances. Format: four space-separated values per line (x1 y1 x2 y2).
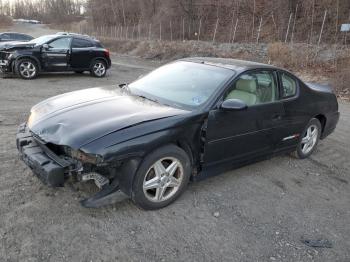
14 54 42 70
87 126 202 196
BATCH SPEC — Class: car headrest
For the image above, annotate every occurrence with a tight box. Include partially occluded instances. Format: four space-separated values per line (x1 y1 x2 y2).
236 79 257 93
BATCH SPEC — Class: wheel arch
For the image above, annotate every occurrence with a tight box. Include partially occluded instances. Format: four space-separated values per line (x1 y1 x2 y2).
314 114 327 134
90 57 108 68
15 55 41 70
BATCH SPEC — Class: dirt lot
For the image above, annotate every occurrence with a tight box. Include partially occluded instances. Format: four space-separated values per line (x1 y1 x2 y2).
1 23 350 262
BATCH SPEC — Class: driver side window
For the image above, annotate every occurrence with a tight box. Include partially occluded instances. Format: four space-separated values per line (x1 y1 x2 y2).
48 38 71 49
224 70 278 106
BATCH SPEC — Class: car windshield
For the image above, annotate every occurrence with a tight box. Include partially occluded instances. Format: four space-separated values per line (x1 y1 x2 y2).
28 35 56 45
128 61 234 109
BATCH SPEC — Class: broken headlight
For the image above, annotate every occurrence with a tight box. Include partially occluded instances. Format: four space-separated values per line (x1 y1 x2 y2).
27 111 36 128
71 149 103 165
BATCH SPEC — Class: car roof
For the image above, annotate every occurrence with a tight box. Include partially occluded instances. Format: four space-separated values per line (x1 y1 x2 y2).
0 32 31 36
53 33 97 41
181 57 278 72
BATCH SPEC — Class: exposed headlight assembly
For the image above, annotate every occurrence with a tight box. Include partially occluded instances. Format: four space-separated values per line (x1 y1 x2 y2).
71 149 103 165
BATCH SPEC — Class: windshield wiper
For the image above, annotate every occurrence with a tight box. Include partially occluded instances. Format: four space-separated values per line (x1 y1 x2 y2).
118 84 164 105
136 94 159 104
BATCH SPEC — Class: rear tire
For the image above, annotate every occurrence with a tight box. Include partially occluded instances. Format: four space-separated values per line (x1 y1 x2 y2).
90 60 107 78
292 118 321 159
132 145 191 210
16 59 39 80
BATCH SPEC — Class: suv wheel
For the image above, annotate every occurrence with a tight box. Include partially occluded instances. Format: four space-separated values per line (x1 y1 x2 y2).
132 145 191 210
16 59 39 80
90 60 107 78
292 118 321 159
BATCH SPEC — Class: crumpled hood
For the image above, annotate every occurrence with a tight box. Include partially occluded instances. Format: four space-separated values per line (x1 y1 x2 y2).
0 41 34 51
28 86 189 149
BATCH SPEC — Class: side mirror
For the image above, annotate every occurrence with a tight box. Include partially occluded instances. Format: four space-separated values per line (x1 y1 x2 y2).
220 99 247 111
42 43 49 50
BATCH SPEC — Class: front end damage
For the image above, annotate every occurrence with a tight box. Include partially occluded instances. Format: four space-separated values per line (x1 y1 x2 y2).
16 123 125 208
0 51 14 74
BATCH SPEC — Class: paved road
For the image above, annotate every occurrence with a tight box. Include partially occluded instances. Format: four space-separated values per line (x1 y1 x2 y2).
0 23 350 262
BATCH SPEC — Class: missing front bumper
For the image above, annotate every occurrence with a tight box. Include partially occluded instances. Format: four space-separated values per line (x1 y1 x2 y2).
16 124 126 207
16 124 70 187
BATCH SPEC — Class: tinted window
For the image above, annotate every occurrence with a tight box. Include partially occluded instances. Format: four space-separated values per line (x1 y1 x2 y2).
225 70 278 106
72 38 94 48
48 38 71 49
9 33 17 39
14 34 31 41
280 72 297 98
20 34 33 41
0 34 11 40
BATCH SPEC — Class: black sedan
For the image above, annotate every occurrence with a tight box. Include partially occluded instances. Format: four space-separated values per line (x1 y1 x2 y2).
0 33 111 79
0 32 33 43
16 58 339 209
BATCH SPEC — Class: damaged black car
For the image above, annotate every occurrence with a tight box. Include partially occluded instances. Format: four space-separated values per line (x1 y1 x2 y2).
16 58 340 209
0 33 111 79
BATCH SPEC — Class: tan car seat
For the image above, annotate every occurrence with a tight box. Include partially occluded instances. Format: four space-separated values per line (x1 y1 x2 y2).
225 78 257 106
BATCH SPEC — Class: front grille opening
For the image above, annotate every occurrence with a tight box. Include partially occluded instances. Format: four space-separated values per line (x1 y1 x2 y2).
46 143 67 156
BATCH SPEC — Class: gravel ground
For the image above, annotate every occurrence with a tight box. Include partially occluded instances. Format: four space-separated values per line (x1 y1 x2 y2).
1 23 350 262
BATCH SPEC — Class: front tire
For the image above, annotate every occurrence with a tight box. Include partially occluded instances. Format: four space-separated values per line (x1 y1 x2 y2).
90 60 107 78
16 59 39 80
132 145 191 210
293 118 321 159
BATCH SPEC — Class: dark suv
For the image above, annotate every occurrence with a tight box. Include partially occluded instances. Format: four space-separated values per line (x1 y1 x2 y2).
0 33 111 79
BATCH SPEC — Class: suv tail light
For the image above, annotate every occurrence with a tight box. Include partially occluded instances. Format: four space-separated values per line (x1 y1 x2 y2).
104 49 110 58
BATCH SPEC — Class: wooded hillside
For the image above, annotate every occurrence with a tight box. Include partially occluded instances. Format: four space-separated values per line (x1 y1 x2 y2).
1 0 349 44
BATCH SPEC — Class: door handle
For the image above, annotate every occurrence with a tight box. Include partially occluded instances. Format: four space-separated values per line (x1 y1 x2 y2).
272 114 282 121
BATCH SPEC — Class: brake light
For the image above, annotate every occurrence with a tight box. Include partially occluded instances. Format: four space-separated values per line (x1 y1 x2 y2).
104 49 110 58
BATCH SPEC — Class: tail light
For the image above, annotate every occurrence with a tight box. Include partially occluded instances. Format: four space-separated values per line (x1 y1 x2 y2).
104 49 110 58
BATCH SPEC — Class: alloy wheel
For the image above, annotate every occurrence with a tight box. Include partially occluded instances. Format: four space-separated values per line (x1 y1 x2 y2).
93 62 106 77
19 61 36 79
143 157 184 203
301 124 318 155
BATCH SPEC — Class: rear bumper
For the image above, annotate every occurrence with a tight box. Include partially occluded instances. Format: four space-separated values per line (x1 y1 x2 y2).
321 111 340 139
106 57 112 69
16 124 72 187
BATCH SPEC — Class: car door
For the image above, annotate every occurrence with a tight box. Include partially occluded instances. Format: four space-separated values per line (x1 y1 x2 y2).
70 38 95 69
274 70 306 151
41 37 71 71
203 69 286 166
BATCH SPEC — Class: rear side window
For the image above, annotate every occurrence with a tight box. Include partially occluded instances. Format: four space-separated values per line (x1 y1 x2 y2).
72 38 94 48
280 72 297 98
